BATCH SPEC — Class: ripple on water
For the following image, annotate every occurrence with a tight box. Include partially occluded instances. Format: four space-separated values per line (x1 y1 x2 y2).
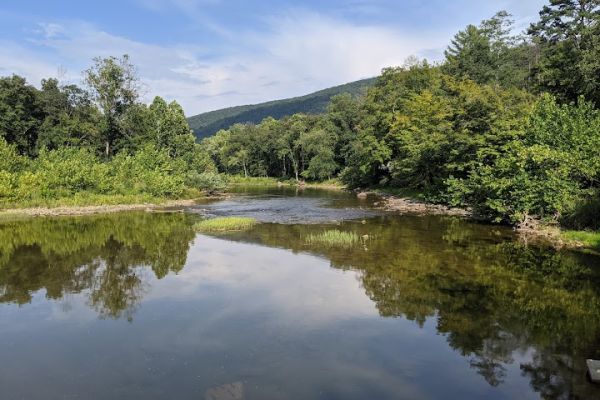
191 194 380 224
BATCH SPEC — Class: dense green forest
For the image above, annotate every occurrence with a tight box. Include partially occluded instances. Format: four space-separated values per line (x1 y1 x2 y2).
187 78 376 139
2 0 600 229
203 3 600 227
0 55 221 207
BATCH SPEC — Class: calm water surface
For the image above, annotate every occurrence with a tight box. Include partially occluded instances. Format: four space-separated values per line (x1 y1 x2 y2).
1 188 600 399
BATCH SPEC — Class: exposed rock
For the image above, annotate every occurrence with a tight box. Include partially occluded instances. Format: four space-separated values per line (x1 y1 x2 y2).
381 197 471 217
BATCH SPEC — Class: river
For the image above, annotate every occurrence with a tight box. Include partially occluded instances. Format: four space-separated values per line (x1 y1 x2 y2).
1 187 599 399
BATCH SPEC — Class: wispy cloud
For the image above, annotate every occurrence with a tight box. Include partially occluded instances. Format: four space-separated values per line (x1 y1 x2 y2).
0 0 547 115
3 13 445 115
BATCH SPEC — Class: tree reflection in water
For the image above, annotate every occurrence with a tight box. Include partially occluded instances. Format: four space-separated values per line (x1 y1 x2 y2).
0 212 196 320
1 211 600 397
216 215 600 399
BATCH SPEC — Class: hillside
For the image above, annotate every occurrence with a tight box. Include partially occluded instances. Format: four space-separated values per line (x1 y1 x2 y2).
187 77 376 139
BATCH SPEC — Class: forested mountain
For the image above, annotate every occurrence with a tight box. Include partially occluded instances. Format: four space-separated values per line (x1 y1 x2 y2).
187 78 376 139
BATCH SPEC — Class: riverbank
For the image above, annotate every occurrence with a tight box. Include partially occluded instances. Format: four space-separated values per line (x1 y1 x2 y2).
226 176 345 190
356 188 472 217
364 189 600 253
0 198 204 218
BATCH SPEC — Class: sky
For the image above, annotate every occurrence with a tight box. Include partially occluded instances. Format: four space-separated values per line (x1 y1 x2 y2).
0 0 547 116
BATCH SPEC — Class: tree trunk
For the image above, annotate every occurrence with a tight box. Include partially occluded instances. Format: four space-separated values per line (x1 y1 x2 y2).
105 141 110 157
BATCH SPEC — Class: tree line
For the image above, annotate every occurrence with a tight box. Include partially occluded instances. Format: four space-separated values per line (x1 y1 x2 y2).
0 55 220 206
203 2 600 225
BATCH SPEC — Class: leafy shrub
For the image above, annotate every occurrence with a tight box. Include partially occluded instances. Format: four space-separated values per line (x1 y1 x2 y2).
561 197 600 230
185 172 226 194
0 171 15 199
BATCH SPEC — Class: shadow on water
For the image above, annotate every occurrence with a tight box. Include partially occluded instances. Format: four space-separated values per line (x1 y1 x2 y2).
1 189 600 398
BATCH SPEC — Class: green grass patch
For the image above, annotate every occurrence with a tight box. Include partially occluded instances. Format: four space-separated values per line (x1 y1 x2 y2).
304 230 360 248
304 178 345 189
226 176 283 186
562 230 600 250
194 216 258 232
225 175 345 189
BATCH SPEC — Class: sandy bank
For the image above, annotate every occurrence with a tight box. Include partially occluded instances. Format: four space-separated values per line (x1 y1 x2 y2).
0 199 200 217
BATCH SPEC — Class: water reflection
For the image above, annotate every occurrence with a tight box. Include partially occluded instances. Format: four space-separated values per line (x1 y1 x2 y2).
209 216 600 398
0 212 196 320
1 208 600 398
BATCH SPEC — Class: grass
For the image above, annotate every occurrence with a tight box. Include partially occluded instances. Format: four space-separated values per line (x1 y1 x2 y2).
226 176 282 186
194 216 258 232
226 175 345 189
561 230 600 251
303 178 345 189
304 229 360 248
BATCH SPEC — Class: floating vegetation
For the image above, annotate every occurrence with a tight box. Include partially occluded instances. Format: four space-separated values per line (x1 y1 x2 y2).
195 217 257 232
304 230 361 248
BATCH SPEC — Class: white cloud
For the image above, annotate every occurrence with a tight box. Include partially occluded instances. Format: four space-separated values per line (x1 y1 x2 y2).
2 13 446 116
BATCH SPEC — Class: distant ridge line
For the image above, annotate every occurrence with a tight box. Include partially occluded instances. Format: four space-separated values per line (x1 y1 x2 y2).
187 77 376 140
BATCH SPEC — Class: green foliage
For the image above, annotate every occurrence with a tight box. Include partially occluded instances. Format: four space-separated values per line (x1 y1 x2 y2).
194 216 257 232
0 143 212 205
443 11 531 88
561 198 600 230
0 56 221 206
2 1 600 228
448 95 600 223
529 0 600 105
304 230 360 248
562 230 600 250
185 171 227 194
84 55 139 157
0 75 43 155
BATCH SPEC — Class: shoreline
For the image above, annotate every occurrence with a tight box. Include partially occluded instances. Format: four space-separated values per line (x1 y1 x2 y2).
0 198 202 218
373 193 472 217
367 191 598 253
1 188 597 254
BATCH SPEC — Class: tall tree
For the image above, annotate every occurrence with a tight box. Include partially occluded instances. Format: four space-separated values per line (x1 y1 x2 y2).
148 97 195 158
529 0 600 104
0 75 43 156
37 78 100 150
444 25 495 84
84 55 139 157
444 11 531 88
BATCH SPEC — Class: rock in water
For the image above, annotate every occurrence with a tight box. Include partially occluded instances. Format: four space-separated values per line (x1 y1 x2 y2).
586 359 600 383
205 381 244 400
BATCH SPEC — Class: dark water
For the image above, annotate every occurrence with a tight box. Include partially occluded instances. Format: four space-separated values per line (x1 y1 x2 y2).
1 188 600 399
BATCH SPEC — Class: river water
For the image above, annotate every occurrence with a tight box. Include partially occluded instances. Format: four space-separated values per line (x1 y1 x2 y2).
1 187 599 399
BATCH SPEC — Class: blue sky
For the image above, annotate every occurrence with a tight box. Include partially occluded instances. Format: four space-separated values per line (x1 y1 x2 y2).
0 0 547 115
